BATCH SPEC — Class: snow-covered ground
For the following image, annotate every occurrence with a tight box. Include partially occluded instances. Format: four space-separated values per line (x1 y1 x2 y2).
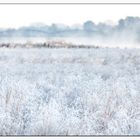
0 47 140 135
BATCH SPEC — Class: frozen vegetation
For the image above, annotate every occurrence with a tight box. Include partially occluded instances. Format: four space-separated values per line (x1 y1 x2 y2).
0 47 140 135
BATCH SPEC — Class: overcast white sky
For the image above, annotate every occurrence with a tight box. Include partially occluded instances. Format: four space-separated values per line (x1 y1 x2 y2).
0 4 140 28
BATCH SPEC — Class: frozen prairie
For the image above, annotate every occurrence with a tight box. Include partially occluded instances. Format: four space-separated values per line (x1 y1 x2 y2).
0 47 140 135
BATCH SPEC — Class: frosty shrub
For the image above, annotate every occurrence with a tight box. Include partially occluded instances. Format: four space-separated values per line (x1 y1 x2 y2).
0 47 139 135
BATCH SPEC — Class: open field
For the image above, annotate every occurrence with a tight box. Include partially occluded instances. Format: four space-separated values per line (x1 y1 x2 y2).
0 47 140 135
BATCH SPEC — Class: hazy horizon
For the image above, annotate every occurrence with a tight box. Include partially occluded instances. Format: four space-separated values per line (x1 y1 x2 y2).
0 4 140 48
0 16 140 48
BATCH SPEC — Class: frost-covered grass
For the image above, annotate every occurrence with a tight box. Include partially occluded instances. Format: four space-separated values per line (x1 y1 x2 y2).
0 47 140 135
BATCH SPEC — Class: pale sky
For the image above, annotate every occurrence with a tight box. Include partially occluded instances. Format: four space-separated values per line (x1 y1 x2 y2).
0 4 140 28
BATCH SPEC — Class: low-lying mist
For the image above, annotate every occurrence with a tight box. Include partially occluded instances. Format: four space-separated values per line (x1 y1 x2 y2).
0 36 139 49
1 16 140 48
